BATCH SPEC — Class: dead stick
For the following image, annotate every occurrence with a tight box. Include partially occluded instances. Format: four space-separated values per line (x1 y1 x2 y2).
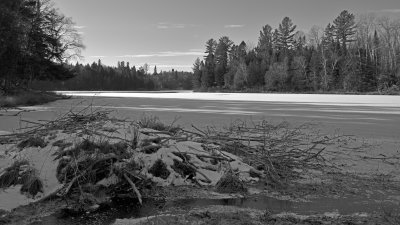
191 125 208 137
123 173 142 205
182 152 233 162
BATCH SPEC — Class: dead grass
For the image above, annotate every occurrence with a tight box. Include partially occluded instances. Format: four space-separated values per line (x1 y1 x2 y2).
138 115 181 134
148 159 171 179
0 160 43 196
216 170 247 194
55 139 129 184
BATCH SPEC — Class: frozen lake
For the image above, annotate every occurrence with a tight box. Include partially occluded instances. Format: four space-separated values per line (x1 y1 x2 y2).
57 91 400 107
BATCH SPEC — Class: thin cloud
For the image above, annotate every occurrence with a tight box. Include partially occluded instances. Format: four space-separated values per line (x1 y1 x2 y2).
117 50 205 58
380 9 400 13
73 25 86 29
189 48 204 52
224 24 245 28
158 51 204 57
157 22 186 29
156 22 200 29
118 54 155 58
89 55 107 58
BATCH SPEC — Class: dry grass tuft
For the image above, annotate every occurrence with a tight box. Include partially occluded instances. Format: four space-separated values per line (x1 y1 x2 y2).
138 115 181 134
0 160 43 196
148 159 170 179
216 170 247 193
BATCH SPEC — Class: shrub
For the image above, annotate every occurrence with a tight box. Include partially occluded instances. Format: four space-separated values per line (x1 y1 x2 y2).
148 159 170 179
216 171 247 193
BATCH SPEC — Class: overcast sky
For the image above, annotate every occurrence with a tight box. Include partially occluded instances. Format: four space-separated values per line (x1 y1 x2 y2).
53 0 400 72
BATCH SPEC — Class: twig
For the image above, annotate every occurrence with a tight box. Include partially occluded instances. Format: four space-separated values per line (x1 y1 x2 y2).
191 124 208 137
123 173 142 205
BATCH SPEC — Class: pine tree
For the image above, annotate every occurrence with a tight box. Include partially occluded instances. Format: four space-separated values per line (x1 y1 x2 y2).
277 17 297 51
203 39 217 87
192 58 202 89
153 65 158 75
333 10 356 54
257 24 273 56
257 24 273 72
205 38 217 56
214 36 233 86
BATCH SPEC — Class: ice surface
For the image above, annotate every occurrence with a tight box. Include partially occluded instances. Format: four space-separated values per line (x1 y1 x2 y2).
57 91 400 107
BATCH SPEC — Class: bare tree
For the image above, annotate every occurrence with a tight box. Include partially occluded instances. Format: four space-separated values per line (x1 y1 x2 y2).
308 25 323 47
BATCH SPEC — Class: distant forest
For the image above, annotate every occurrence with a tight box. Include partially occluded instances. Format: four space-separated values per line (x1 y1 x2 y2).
30 61 193 91
193 10 400 93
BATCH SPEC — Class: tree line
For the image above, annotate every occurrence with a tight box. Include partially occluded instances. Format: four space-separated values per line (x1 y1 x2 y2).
30 60 193 91
0 0 83 93
193 10 400 93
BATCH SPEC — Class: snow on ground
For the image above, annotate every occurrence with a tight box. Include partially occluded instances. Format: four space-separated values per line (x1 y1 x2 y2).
57 91 400 107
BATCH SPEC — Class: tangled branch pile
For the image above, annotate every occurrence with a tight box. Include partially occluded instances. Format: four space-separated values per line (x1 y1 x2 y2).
0 105 112 145
190 120 355 185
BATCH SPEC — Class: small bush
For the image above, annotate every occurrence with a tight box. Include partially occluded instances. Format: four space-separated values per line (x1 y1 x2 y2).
148 159 170 179
216 171 247 193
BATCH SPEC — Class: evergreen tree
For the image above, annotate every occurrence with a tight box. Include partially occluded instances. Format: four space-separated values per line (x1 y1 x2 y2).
277 17 297 51
257 24 274 74
192 58 202 89
214 36 233 86
153 65 158 75
333 10 356 54
205 38 217 56
202 39 217 87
